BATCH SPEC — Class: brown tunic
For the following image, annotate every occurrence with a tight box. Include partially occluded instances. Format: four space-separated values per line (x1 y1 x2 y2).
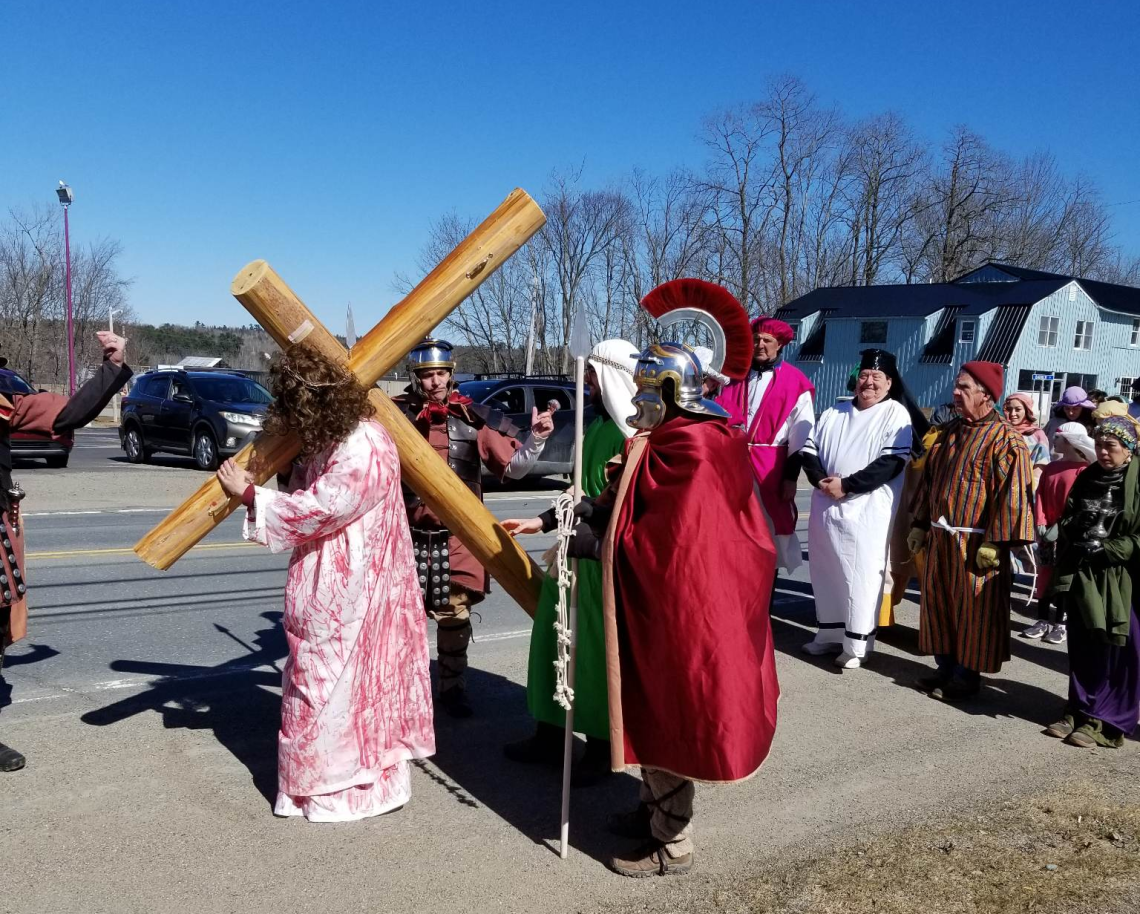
407 418 518 597
913 410 1034 673
2 360 133 647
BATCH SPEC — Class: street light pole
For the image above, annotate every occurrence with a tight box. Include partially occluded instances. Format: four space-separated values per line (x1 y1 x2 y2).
109 307 121 333
56 181 76 395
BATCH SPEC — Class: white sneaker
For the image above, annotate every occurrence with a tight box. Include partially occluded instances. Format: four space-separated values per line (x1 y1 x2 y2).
802 639 843 656
835 651 863 669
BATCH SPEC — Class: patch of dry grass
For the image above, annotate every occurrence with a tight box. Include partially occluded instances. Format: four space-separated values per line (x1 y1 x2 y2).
747 781 1140 914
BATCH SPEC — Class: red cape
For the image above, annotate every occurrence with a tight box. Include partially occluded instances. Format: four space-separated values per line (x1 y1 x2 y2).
607 414 780 782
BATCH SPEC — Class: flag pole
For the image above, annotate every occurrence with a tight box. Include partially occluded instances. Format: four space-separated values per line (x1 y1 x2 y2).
559 303 589 859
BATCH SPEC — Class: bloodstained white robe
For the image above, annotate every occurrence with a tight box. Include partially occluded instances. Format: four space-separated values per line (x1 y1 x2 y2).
243 419 434 822
804 399 912 658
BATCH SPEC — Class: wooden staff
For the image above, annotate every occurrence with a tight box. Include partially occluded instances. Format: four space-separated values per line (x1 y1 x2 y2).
134 189 546 616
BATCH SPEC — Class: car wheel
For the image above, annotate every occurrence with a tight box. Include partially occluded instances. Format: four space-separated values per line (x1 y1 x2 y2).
45 454 69 469
124 427 149 464
193 429 219 471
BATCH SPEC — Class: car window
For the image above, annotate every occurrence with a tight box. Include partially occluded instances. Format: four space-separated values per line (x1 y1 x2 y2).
485 386 526 414
146 377 171 399
191 376 273 404
534 387 572 412
0 371 35 396
171 379 191 400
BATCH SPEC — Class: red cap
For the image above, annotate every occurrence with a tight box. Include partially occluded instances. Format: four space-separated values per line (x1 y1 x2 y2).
752 317 794 346
961 360 1004 402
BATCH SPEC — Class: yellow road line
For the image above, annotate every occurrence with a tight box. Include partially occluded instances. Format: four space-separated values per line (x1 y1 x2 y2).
27 541 262 560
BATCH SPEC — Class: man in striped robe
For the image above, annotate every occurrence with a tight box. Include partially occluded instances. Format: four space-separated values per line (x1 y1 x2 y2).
907 360 1034 702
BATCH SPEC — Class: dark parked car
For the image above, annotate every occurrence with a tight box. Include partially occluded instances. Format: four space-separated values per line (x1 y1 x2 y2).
456 376 589 478
0 368 74 468
119 370 272 470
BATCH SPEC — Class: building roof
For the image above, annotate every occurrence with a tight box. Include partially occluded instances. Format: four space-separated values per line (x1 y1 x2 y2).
975 303 1033 364
777 262 1140 320
176 356 225 368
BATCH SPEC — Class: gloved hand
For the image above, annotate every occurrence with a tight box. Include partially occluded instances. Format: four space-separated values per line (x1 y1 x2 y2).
906 527 927 556
975 542 1000 571
573 496 612 533
566 521 602 561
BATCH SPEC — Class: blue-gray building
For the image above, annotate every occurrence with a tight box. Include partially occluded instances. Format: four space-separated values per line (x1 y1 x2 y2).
775 263 1140 416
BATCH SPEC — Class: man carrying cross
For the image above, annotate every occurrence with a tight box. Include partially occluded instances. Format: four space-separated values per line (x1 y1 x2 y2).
397 339 554 718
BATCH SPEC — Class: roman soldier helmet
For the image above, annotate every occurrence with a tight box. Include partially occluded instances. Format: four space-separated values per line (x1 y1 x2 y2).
406 338 457 399
407 338 456 374
628 279 754 431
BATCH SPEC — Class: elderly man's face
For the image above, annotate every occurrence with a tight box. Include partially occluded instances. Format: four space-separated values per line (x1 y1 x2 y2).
952 371 993 421
854 369 892 409
753 332 782 366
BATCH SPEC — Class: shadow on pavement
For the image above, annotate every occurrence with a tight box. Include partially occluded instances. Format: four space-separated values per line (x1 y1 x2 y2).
427 663 641 867
79 611 287 805
1 643 63 711
768 576 1067 728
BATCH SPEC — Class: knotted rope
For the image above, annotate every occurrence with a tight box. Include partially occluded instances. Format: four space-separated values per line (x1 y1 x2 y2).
550 490 577 710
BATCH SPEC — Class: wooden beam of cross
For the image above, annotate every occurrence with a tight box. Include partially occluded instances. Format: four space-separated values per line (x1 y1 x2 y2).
134 189 547 617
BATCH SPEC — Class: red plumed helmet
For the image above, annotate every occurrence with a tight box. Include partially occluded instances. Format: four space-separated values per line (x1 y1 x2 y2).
640 279 754 381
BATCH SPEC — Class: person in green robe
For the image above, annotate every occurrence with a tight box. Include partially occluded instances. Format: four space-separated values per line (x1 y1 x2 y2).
501 339 639 785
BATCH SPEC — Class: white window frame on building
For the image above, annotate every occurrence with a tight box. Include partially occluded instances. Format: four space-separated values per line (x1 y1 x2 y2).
859 320 888 344
958 319 976 343
1073 320 1094 350
1131 319 1140 347
1119 377 1134 397
1038 315 1059 348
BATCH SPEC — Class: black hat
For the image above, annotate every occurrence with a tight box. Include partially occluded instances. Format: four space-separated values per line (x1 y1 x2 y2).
855 348 930 441
858 349 897 375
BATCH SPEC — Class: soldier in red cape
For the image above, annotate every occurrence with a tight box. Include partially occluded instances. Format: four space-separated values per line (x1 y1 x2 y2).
568 280 780 877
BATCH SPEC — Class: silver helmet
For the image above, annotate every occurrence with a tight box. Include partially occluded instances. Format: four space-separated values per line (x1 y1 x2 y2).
627 342 730 431
406 338 456 374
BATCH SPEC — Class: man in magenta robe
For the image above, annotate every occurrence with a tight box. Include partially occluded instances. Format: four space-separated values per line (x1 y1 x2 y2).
716 318 815 572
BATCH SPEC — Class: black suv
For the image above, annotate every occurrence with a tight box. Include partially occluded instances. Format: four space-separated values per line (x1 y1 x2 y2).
456 376 587 478
119 370 272 470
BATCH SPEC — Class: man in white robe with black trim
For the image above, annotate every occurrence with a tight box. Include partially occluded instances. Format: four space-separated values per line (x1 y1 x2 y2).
800 349 927 669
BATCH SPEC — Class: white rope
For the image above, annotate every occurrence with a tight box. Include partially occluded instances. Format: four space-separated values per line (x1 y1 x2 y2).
550 490 577 710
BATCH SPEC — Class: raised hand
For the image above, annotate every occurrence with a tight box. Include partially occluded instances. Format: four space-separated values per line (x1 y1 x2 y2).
96 330 127 366
530 405 555 439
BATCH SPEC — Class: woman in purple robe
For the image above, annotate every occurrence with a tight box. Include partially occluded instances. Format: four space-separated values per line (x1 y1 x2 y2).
1046 416 1140 748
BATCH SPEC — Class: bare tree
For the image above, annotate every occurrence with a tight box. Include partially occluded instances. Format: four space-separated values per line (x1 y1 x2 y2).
539 167 631 369
841 112 926 285
697 103 777 314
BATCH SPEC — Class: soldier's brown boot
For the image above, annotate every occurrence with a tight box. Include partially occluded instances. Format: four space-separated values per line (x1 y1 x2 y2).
610 841 693 878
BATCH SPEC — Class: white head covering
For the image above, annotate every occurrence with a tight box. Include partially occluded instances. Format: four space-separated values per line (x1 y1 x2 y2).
587 339 640 439
691 346 730 388
1055 421 1096 463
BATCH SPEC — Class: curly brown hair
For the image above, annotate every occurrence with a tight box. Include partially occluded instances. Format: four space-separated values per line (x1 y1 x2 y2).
263 344 375 456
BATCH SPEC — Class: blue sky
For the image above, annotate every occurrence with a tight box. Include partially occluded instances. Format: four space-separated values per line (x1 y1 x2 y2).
3 0 1138 335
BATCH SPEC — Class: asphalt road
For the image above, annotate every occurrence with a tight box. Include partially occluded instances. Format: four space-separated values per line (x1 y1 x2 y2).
13 426 126 473
3 432 1137 914
4 493 557 713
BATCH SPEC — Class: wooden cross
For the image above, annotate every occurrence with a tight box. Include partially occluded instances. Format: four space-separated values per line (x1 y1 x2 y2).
134 189 547 616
